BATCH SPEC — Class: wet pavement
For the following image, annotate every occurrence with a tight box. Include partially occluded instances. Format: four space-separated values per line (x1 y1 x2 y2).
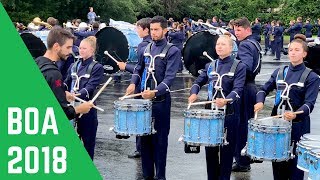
93 53 319 180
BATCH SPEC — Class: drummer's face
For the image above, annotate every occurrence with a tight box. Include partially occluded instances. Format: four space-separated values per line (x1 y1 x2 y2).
57 39 73 60
288 42 306 65
136 25 148 38
216 37 232 59
150 23 167 41
234 26 250 41
79 41 94 60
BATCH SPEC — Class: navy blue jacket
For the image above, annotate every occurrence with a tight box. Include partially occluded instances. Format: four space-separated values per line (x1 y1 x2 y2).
168 30 185 50
303 23 313 38
74 29 98 46
251 23 261 40
125 35 152 73
256 63 320 137
130 38 181 96
64 57 104 102
190 56 246 103
273 26 284 42
236 35 260 82
292 22 303 37
263 24 271 37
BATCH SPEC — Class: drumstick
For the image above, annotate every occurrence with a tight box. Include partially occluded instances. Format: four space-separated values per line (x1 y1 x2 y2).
203 51 215 62
272 110 304 118
91 77 113 103
169 87 191 93
73 96 104 112
119 90 158 100
254 111 258 120
187 99 232 109
104 50 119 64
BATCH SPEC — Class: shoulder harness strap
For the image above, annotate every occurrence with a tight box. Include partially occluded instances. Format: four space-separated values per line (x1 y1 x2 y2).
229 60 241 75
298 67 312 85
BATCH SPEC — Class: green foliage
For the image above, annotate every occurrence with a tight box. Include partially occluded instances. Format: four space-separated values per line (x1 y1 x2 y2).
1 0 320 26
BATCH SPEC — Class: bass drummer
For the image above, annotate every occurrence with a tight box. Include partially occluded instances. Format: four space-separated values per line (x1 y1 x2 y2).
254 34 320 180
232 17 262 172
188 33 246 180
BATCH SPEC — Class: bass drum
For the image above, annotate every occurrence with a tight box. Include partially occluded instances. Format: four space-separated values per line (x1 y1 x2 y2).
183 29 237 77
183 31 219 77
95 26 141 74
20 32 47 59
304 44 320 75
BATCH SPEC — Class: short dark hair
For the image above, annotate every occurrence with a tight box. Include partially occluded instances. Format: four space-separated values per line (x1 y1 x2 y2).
47 27 75 49
150 16 168 29
234 17 251 28
137 17 151 31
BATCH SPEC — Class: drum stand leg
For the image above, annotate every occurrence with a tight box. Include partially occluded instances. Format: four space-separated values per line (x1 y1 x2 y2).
289 141 295 159
223 128 229 145
151 117 157 134
241 143 248 156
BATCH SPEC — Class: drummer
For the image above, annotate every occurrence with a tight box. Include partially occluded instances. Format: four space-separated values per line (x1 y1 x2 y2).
254 34 320 179
64 36 104 160
188 33 246 180
125 16 181 179
117 17 152 159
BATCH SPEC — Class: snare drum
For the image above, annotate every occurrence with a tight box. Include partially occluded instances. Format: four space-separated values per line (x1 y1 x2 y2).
246 117 292 161
296 141 320 172
308 148 320 180
181 109 225 146
301 134 320 141
113 99 153 136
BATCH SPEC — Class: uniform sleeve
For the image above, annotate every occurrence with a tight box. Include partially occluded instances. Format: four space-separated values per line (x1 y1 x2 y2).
154 47 181 96
63 63 74 91
125 63 135 74
256 68 279 103
238 42 254 73
48 70 77 120
78 64 104 101
190 63 210 95
296 73 320 118
225 63 246 102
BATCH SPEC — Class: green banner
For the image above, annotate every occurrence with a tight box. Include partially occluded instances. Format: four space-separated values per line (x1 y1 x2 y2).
0 4 102 180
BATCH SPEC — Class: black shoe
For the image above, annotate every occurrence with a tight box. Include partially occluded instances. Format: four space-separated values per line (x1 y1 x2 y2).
250 159 263 164
231 163 251 172
128 151 141 158
273 58 280 60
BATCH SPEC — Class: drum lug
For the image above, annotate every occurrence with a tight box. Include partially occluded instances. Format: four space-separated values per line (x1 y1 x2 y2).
315 160 318 170
241 143 248 156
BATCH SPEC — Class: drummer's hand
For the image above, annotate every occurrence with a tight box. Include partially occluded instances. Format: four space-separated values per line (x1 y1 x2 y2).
117 62 126 71
188 94 198 104
254 102 264 112
142 90 155 99
65 91 75 102
215 98 227 108
284 111 296 121
126 84 135 95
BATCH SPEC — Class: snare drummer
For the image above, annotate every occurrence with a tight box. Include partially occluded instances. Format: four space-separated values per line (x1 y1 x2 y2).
254 34 320 180
64 36 104 160
125 16 181 179
188 33 246 180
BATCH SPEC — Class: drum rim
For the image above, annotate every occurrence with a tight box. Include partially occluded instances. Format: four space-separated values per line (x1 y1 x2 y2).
298 140 320 148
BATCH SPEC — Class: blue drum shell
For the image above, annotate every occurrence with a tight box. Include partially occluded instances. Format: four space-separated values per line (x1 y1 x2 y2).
247 117 291 161
308 148 320 180
297 141 320 172
114 99 152 136
183 109 225 146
